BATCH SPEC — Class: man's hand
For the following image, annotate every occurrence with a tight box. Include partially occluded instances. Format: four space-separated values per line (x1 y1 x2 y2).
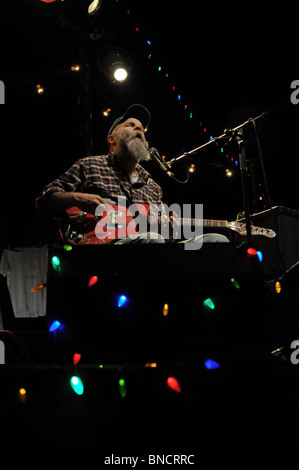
47 191 107 214
72 193 107 214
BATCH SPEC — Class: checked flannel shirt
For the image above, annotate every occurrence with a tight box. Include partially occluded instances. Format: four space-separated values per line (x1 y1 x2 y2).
36 153 163 213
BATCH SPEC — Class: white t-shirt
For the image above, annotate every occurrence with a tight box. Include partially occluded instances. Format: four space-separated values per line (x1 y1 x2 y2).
0 245 48 318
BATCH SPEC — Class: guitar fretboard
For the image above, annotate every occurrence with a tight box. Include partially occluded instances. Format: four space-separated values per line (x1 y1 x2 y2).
179 218 228 227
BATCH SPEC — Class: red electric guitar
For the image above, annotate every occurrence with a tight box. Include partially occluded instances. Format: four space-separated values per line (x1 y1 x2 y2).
59 201 276 245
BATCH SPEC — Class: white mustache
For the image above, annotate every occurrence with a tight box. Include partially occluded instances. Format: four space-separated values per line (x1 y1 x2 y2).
130 131 148 147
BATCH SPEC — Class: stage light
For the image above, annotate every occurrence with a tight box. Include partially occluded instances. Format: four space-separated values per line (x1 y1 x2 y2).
117 295 128 308
188 164 196 173
70 64 80 72
101 50 129 83
204 359 220 370
70 376 84 395
113 67 128 82
49 320 62 332
145 362 157 368
88 0 102 15
203 298 215 310
166 376 181 393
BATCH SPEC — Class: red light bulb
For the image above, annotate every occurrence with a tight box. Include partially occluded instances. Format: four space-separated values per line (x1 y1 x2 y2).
166 376 181 393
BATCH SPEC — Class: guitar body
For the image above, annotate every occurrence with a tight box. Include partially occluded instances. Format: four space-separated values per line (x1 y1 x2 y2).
60 202 149 245
60 202 276 245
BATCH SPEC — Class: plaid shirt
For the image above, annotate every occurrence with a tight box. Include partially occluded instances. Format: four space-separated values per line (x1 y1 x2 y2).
36 154 163 212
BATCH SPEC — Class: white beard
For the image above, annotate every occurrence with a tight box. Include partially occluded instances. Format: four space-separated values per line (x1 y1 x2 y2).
117 130 150 163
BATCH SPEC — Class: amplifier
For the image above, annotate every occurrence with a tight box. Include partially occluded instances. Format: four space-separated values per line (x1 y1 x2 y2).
239 206 299 279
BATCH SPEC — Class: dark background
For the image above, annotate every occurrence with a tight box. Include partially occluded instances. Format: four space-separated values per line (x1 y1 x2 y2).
1 0 299 246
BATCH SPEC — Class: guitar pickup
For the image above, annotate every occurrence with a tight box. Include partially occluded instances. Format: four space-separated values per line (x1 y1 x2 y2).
103 223 125 229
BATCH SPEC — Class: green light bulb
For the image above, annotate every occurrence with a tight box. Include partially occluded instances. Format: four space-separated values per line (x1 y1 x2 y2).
70 376 84 395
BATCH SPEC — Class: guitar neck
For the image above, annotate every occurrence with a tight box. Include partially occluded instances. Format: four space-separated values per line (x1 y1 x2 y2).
179 218 228 228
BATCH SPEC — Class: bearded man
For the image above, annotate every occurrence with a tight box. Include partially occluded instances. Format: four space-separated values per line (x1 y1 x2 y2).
36 104 228 244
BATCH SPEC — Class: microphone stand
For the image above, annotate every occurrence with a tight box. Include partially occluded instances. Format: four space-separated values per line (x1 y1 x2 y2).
167 110 274 247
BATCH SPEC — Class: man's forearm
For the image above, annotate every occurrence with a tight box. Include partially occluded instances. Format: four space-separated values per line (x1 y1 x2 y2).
46 192 76 213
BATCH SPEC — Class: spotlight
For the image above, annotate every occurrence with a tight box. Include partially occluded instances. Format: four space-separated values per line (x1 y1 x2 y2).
113 67 128 82
101 50 130 83
88 0 102 15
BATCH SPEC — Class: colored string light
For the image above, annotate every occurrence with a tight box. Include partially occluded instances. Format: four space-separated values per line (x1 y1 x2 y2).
18 387 28 402
204 359 220 370
49 320 62 332
118 378 127 398
203 298 215 310
88 275 98 287
63 244 72 251
51 256 60 268
230 278 240 289
162 303 169 316
247 247 263 262
36 84 44 94
73 353 81 366
166 376 181 393
275 281 282 294
70 376 84 396
31 283 45 292
117 295 128 308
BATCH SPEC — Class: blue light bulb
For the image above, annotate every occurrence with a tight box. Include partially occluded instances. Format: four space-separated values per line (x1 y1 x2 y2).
49 320 62 332
117 295 128 308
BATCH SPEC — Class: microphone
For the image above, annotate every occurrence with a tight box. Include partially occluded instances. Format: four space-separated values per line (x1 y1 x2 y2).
148 147 174 178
